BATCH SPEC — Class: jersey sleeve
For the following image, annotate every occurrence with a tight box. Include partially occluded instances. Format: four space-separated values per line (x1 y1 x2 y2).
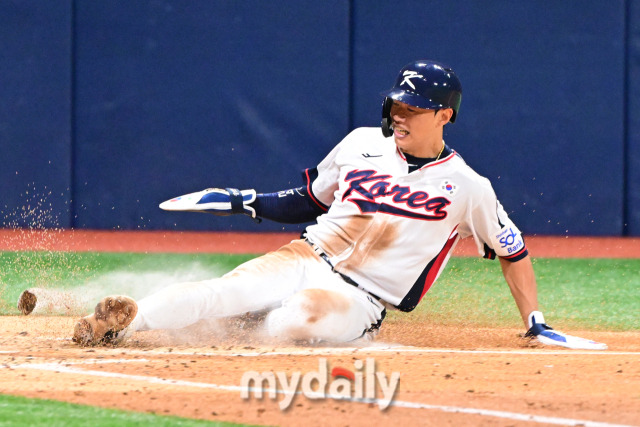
461 178 528 262
253 186 327 224
301 137 345 210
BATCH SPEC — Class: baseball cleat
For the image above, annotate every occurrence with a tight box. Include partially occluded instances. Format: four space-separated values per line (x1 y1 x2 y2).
17 290 37 315
72 296 138 346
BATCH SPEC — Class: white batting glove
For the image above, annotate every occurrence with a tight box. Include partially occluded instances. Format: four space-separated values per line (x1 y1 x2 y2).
159 188 260 222
525 311 607 350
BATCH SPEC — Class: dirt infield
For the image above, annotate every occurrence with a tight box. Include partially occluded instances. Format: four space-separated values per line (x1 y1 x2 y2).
1 317 639 427
1 230 639 426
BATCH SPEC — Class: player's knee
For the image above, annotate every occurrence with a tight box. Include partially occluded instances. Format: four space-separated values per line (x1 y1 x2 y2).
292 288 350 324
266 289 350 341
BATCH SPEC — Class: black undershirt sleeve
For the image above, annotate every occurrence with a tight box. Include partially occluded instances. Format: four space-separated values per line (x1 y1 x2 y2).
251 186 326 224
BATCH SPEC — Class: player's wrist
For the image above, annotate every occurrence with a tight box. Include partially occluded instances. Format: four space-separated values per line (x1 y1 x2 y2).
527 310 546 329
225 188 257 218
525 310 552 338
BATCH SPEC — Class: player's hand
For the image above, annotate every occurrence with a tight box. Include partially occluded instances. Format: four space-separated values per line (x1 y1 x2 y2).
159 188 260 222
524 311 607 350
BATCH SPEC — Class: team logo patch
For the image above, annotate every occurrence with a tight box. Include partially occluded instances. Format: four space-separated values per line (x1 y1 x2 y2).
440 180 458 196
495 227 524 255
401 71 423 90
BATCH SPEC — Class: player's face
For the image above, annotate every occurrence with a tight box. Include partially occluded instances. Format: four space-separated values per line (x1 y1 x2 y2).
390 101 451 156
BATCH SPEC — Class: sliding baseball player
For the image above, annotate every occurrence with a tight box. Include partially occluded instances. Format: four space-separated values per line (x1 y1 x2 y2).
21 60 607 350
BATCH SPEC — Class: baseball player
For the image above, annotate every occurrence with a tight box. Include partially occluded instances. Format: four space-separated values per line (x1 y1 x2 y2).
69 60 606 350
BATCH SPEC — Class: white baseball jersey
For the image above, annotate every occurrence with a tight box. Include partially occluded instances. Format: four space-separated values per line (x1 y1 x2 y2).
304 127 526 311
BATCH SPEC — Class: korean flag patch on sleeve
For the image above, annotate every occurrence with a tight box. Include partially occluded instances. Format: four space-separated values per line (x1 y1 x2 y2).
491 225 525 258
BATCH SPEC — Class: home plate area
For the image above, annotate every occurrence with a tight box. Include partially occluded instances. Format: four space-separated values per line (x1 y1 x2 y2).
1 315 639 427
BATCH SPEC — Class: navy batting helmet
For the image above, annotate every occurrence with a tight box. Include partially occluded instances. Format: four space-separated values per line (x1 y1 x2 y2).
381 60 462 137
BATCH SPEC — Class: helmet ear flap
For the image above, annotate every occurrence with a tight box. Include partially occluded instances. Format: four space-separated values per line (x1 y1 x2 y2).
381 97 394 137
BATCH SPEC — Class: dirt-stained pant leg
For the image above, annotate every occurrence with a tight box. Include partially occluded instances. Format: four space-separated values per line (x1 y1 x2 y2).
129 240 322 331
266 284 385 343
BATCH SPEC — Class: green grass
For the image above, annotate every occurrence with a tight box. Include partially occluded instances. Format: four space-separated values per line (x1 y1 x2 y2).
0 251 256 314
0 251 255 291
409 257 640 331
0 394 258 427
1 250 637 330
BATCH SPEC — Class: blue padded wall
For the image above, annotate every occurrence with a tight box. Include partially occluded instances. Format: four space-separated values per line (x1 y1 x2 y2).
1 1 638 236
72 1 350 232
627 0 640 236
352 1 626 236
0 2 72 229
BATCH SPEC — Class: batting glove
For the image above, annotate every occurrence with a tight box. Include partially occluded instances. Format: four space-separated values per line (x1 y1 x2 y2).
525 311 607 350
159 188 261 222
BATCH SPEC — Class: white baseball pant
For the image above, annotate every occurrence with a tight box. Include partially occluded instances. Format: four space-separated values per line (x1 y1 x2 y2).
127 239 386 342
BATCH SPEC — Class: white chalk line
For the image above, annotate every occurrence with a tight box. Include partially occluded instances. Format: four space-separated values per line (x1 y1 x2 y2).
7 358 638 427
49 358 150 366
9 339 640 357
4 340 640 360
0 358 149 369
87 346 640 358
20 335 640 356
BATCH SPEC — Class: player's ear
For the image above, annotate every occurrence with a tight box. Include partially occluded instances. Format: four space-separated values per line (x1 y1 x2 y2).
438 108 453 125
